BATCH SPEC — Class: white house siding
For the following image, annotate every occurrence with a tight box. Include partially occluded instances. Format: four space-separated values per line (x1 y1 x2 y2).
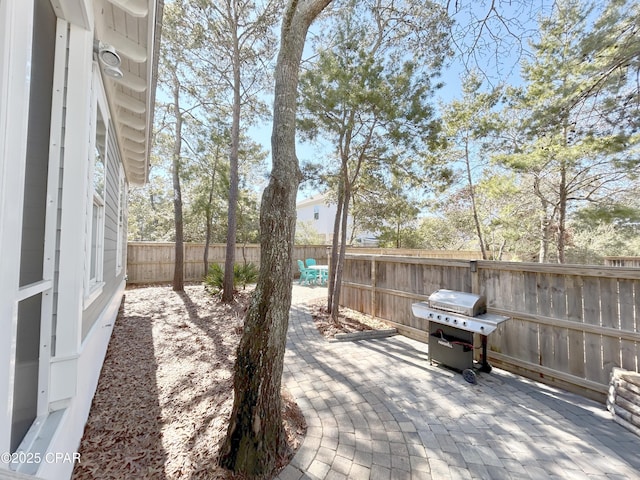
296 194 340 243
0 0 159 478
296 193 378 245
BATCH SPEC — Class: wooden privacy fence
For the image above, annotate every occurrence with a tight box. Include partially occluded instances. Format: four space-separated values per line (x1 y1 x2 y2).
340 254 640 403
341 248 483 259
126 242 329 284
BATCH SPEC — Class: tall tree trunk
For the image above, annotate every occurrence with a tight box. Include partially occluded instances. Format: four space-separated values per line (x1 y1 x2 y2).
223 19 242 302
465 136 487 260
534 176 552 263
328 181 345 312
203 156 219 274
330 183 350 321
218 0 332 476
171 74 184 292
557 163 567 264
557 128 568 264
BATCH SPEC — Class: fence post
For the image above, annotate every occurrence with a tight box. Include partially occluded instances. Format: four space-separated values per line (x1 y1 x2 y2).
371 257 377 317
470 260 480 294
183 242 187 281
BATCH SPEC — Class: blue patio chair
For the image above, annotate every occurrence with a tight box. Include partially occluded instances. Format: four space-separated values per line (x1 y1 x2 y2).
297 259 318 285
305 258 317 267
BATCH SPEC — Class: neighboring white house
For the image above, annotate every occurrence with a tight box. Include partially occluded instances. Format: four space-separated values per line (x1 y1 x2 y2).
296 193 339 244
0 1 162 478
296 193 378 245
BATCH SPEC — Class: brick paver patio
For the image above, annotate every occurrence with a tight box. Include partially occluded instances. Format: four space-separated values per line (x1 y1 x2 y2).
278 284 640 480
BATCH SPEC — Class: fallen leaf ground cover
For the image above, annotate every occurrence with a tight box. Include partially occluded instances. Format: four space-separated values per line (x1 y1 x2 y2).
72 284 304 480
307 298 390 339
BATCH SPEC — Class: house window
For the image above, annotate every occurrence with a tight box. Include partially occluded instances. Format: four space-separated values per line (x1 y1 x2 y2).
86 67 108 302
313 206 319 220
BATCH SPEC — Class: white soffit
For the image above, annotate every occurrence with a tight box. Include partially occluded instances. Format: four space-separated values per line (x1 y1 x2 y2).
107 0 148 17
95 0 161 185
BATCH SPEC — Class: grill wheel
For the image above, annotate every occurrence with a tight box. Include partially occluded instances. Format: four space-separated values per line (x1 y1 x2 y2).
462 369 477 384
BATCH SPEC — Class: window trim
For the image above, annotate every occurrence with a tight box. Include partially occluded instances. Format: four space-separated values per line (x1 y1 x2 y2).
115 164 125 275
83 64 108 307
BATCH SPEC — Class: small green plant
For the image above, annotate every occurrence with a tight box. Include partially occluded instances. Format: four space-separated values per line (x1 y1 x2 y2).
204 262 258 294
235 262 258 289
204 263 225 294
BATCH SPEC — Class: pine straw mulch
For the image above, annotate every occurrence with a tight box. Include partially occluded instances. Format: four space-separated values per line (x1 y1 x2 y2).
307 298 391 339
72 284 306 480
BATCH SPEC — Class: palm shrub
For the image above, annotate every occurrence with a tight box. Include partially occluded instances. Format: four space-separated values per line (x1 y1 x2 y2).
235 262 258 289
204 263 258 293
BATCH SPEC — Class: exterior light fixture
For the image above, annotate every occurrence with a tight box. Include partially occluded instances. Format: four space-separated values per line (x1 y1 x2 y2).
103 65 124 78
95 41 124 78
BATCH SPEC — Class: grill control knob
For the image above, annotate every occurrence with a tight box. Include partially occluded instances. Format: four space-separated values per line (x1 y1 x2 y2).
453 319 457 324
463 321 467 326
480 326 485 330
436 315 441 320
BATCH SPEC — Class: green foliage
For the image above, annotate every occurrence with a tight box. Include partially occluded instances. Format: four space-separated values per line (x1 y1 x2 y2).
204 263 225 293
493 0 640 262
295 221 326 245
127 146 175 241
204 262 258 293
235 263 258 289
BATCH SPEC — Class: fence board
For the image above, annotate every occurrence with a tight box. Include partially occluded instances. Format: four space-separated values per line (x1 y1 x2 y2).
601 277 621 378
581 277 604 385
522 272 540 366
619 280 637 372
551 275 569 374
537 273 556 372
566 276 586 378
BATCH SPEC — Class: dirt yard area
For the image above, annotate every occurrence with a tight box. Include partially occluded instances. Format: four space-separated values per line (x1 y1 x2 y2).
72 283 380 479
308 298 390 338
72 284 304 480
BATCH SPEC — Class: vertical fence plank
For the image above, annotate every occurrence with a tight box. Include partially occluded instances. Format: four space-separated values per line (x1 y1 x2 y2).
582 277 604 385
601 277 621 381
551 275 569 374
566 276 585 379
500 270 521 359
618 280 636 372
522 272 541 366
537 273 555 371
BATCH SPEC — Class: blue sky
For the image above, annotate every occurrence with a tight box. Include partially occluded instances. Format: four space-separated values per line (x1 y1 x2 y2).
248 1 558 200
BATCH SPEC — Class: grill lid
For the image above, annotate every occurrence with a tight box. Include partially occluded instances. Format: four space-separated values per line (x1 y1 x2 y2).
428 289 486 317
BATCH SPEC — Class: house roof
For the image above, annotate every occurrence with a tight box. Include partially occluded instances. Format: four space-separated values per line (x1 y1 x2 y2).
296 192 330 208
93 0 163 186
50 0 162 185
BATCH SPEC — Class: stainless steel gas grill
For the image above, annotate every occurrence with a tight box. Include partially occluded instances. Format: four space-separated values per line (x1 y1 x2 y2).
412 289 510 384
